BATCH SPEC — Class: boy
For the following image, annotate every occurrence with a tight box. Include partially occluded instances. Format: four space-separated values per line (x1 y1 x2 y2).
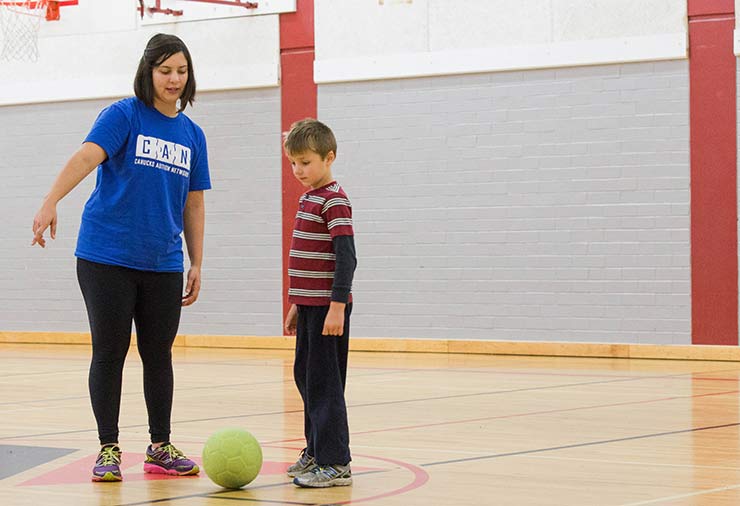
283 119 357 488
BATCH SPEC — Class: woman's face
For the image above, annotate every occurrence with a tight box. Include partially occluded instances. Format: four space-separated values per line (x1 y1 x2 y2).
152 51 188 113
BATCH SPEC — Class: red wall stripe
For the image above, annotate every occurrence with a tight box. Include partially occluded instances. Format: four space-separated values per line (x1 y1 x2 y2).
280 0 314 49
279 0 316 328
688 0 734 17
688 1 738 344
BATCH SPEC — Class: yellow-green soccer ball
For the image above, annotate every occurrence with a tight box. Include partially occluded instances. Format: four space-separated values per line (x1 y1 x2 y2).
202 428 263 489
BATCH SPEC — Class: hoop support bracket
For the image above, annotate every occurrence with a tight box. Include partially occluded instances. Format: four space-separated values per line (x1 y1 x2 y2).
138 0 258 19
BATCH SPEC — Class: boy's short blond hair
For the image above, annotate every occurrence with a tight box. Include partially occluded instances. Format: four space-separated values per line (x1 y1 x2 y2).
283 118 337 159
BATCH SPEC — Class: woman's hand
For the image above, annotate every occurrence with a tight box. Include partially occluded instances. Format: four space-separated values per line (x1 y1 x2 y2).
182 265 201 306
31 201 58 248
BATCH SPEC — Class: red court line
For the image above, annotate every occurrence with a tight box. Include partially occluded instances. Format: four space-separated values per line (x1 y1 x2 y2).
19 451 381 487
332 453 429 506
260 446 429 506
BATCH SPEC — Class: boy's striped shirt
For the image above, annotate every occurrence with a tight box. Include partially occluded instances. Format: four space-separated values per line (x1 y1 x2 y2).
288 182 354 305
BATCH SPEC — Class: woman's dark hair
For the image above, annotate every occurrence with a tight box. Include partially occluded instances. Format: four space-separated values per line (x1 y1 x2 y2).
134 33 196 112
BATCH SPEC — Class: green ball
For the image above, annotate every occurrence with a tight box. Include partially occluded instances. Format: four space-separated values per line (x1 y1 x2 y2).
202 428 263 489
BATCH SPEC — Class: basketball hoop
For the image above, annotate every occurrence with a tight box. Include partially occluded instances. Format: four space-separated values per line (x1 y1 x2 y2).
0 0 56 61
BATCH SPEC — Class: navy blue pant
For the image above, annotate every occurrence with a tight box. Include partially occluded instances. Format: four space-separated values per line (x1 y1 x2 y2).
293 304 352 466
77 258 182 445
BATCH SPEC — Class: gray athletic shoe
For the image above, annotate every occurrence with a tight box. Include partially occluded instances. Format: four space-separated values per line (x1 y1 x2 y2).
286 448 316 477
293 464 352 488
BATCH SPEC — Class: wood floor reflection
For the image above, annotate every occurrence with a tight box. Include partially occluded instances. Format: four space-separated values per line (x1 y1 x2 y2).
2 343 740 505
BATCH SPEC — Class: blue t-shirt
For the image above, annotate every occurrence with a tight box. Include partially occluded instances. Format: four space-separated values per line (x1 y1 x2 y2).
75 97 211 272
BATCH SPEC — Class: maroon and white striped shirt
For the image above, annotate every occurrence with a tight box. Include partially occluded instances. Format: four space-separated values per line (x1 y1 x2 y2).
288 181 354 306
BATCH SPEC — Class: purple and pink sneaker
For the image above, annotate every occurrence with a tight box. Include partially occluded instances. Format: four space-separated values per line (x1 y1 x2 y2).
143 442 199 476
92 444 122 482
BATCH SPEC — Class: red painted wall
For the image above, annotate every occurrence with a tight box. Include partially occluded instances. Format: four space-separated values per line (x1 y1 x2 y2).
688 0 734 16
688 0 738 344
279 0 316 328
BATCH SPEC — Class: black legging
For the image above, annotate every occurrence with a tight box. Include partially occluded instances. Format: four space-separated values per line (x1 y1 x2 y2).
77 258 183 445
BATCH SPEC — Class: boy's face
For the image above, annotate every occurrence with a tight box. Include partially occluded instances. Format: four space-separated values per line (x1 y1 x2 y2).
287 149 335 189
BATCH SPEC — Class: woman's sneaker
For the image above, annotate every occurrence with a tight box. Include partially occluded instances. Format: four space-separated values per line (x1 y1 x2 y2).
143 442 199 476
92 444 123 482
293 464 352 488
287 448 317 477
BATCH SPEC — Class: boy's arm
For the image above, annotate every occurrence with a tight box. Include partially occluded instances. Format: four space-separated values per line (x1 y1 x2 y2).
322 235 357 336
331 235 357 303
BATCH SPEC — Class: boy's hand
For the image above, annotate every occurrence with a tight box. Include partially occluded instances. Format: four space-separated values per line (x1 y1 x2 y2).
284 304 298 335
322 302 346 336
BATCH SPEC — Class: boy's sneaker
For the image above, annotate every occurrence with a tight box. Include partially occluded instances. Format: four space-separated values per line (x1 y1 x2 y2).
143 442 199 476
287 448 317 477
92 444 122 482
293 464 352 488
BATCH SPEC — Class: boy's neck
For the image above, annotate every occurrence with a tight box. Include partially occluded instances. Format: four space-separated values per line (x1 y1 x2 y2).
310 175 334 190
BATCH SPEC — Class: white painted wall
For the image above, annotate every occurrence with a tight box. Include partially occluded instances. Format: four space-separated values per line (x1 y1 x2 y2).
0 0 286 106
315 0 687 83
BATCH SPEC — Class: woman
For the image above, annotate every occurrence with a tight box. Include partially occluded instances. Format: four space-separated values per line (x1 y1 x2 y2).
31 33 211 482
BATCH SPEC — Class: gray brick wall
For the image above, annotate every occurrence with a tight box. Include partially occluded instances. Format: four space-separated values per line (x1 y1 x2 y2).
2 62 692 343
180 89 282 336
320 61 691 342
2 88 283 336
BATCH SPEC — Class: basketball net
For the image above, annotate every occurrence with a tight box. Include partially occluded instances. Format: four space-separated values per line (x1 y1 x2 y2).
0 0 48 61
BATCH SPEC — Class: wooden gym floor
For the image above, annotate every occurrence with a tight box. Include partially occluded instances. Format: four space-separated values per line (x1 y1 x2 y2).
2 342 740 505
